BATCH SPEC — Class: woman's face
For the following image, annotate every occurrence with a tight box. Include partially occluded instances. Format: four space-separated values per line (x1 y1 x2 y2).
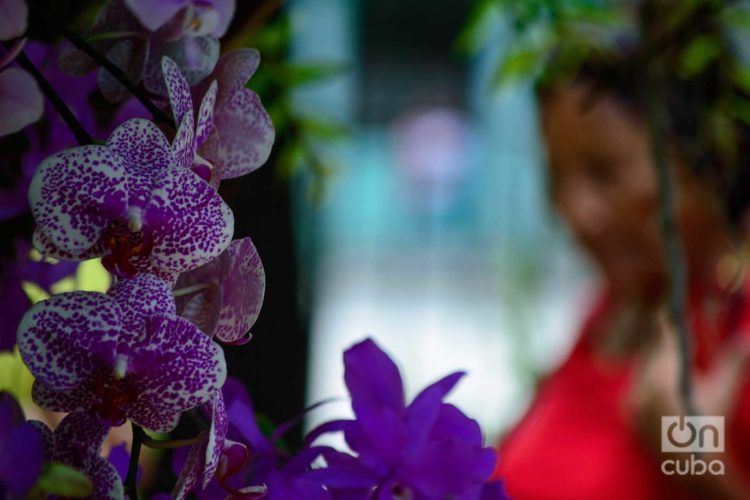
541 83 720 300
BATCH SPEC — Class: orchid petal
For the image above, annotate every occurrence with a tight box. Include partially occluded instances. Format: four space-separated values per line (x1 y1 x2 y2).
162 56 193 129
172 115 195 169
29 145 128 256
145 166 234 273
202 390 227 487
173 432 204 500
0 0 27 41
127 314 226 432
344 339 405 418
0 68 43 137
195 80 217 148
18 292 122 390
97 38 148 102
202 88 274 179
212 49 260 108
107 274 176 333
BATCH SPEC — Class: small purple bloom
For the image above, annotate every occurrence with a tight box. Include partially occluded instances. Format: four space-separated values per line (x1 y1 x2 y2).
176 237 265 344
124 0 235 38
196 49 274 186
29 113 234 283
0 392 46 497
0 0 28 40
18 274 227 432
306 338 501 499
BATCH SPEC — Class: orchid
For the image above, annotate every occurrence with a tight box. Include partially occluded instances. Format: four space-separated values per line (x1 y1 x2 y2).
0 0 44 137
176 237 265 344
305 339 504 499
173 378 331 499
18 273 227 432
195 49 275 186
58 0 230 100
0 392 46 497
43 411 124 499
28 109 234 282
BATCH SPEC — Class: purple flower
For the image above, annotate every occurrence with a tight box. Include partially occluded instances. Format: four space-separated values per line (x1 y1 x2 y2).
29 111 234 283
18 273 227 432
58 0 229 100
305 339 502 499
45 411 124 498
172 378 329 499
0 392 46 497
176 237 265 345
194 49 274 186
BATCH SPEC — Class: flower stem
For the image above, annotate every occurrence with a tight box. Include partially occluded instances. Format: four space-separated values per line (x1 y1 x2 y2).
126 423 145 500
29 4 174 129
646 61 696 416
6 45 92 145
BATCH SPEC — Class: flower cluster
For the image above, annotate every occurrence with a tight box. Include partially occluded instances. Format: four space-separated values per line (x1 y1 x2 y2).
4 0 505 498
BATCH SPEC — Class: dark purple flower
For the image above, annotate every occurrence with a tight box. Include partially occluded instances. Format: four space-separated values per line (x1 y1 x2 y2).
176 237 265 344
172 378 329 499
29 109 234 283
194 49 274 186
306 338 501 499
0 392 46 497
18 273 227 432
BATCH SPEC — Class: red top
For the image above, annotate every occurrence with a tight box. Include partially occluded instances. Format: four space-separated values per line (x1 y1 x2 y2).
493 286 750 499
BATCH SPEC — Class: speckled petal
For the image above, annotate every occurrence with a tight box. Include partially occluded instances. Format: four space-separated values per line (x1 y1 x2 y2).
195 80 217 149
32 228 107 261
202 88 274 179
175 284 222 337
214 238 265 344
106 118 174 208
53 412 124 500
212 49 260 108
32 379 96 413
173 432 204 500
107 274 176 333
126 314 226 432
162 56 193 131
18 292 122 390
144 166 234 273
203 390 227 487
29 146 128 256
172 115 195 170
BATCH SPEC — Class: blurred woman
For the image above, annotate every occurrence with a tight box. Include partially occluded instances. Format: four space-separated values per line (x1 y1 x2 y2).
493 3 750 499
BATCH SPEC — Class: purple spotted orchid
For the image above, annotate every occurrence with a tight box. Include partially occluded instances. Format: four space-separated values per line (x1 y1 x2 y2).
193 49 275 186
162 55 221 184
0 0 44 137
0 392 46 497
175 237 265 345
304 338 505 499
28 96 233 282
18 273 226 432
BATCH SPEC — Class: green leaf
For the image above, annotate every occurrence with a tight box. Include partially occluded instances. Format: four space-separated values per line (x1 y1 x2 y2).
297 117 350 140
280 62 348 87
31 463 93 498
492 43 545 86
678 35 721 79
